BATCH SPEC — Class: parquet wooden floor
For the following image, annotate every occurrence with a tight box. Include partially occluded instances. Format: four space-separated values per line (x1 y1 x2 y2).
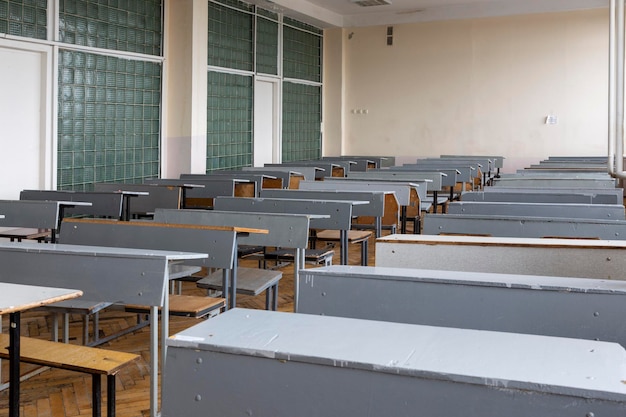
0 235 382 417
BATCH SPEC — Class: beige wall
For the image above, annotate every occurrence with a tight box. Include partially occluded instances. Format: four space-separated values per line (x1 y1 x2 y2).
324 9 608 171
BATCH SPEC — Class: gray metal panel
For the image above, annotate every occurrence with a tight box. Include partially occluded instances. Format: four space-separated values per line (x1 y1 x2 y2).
321 157 373 171
440 155 505 169
298 180 413 205
94 183 182 213
163 308 626 417
325 177 429 203
0 242 194 306
144 178 255 199
461 191 595 204
482 186 623 203
411 160 481 179
266 162 341 178
422 213 626 239
386 169 457 187
0 200 60 229
506 172 612 178
20 190 124 218
153 209 311 248
493 177 617 188
375 235 626 281
60 220 237 269
298 265 626 347
239 168 302 185
422 157 493 173
182 173 273 193
447 201 625 220
259 189 385 217
214 197 353 230
347 171 444 191
248 166 318 181
392 164 474 182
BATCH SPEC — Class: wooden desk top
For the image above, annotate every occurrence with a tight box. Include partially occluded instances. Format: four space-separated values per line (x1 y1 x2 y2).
0 282 82 315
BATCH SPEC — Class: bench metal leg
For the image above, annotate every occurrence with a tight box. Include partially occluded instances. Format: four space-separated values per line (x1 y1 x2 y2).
92 374 101 417
401 207 407 234
264 284 279 311
340 230 348 265
107 375 116 417
360 240 368 266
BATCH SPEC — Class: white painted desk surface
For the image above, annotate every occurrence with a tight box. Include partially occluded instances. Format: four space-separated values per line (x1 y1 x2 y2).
303 265 626 294
0 282 82 314
0 241 208 261
169 308 626 401
377 233 626 249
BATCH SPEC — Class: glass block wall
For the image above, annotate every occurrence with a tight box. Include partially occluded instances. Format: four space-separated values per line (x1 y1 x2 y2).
283 18 322 83
58 50 161 190
282 82 322 162
281 19 323 161
256 16 278 76
207 0 323 170
207 1 253 72
57 0 163 190
0 0 47 40
206 71 253 171
59 0 162 55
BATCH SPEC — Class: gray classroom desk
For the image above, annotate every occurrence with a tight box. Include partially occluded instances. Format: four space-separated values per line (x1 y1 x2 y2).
347 170 447 212
321 156 376 171
20 189 129 220
242 167 308 187
153 208 319 311
0 199 92 243
297 265 626 347
266 162 345 179
461 190 599 204
492 177 618 188
299 179 423 234
0 242 207 417
419 157 491 185
334 155 395 168
253 165 319 181
447 201 625 220
422 213 626 240
376 234 626 279
441 154 505 170
163 308 626 417
482 186 624 204
1 282 82 417
181 172 280 194
95 183 183 217
215 196 364 266
260 188 389 238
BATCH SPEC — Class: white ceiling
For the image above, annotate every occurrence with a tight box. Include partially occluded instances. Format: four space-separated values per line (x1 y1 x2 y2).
251 0 609 28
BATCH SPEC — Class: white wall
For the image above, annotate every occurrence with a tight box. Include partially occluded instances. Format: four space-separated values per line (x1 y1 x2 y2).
323 9 608 172
0 39 53 199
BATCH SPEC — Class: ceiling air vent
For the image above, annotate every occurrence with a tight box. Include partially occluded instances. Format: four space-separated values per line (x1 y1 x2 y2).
352 0 392 7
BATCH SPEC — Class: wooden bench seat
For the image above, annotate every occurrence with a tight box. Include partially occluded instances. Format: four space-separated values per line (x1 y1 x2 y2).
313 229 372 266
0 227 50 242
0 333 139 417
125 294 225 318
197 267 283 310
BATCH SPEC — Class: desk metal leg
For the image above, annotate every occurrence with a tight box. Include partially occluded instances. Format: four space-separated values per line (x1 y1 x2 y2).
221 269 230 310
150 307 158 417
230 263 237 309
293 248 304 312
401 207 407 234
340 230 348 265
361 240 368 266
9 311 20 417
